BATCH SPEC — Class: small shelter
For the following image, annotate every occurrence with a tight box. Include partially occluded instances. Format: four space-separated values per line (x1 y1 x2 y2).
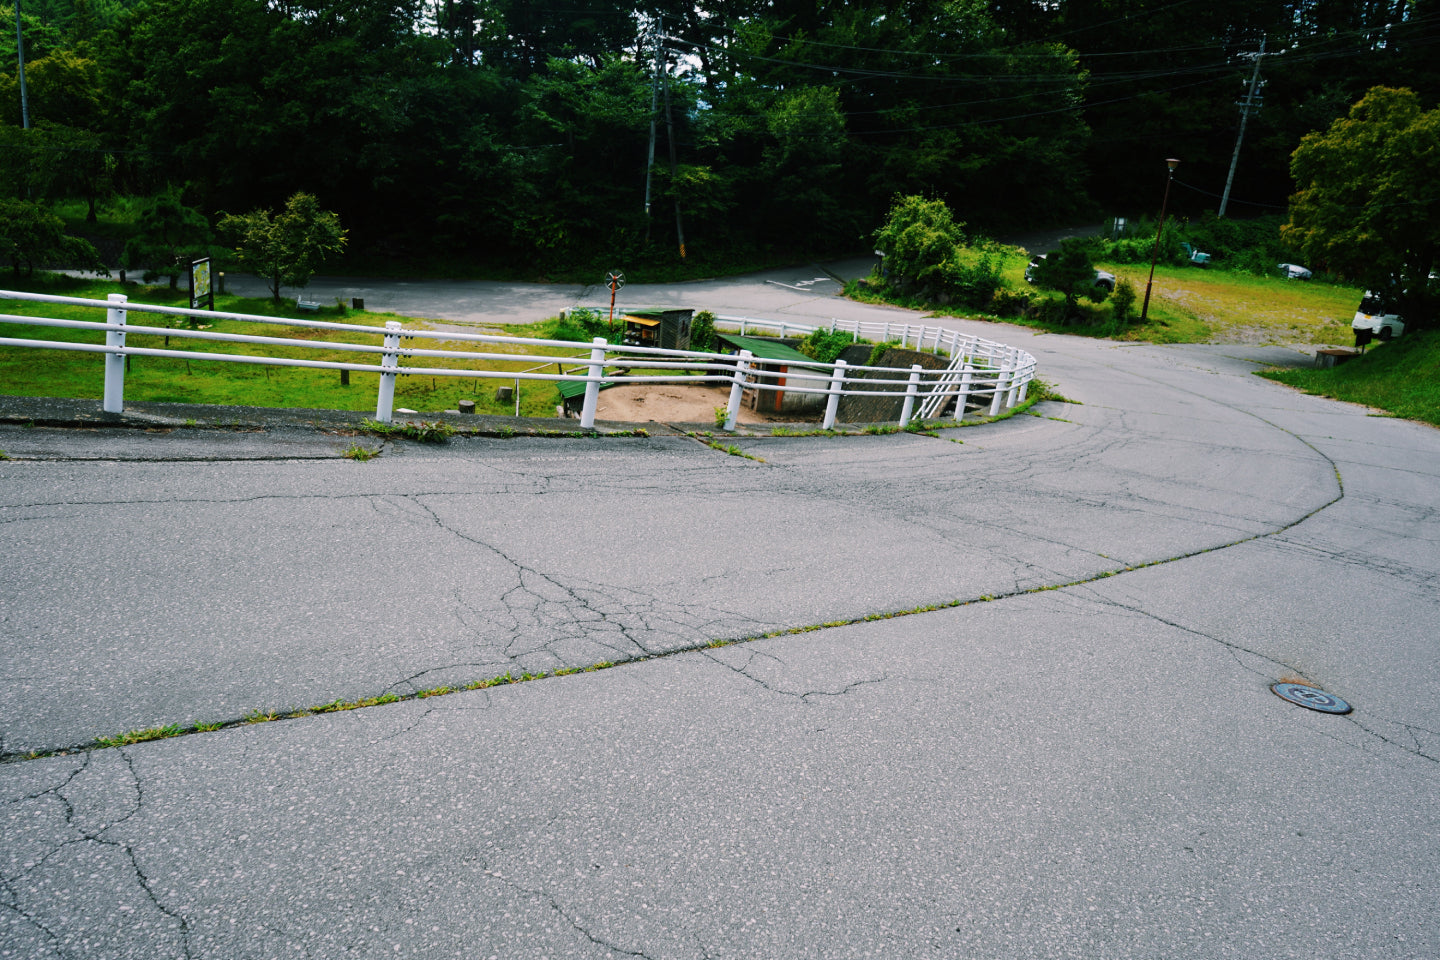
714 333 821 415
623 309 694 351
557 377 615 417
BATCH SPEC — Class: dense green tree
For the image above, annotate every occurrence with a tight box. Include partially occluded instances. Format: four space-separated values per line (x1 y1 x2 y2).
0 197 101 275
1284 86 1440 331
218 192 346 301
121 187 212 286
1030 237 1106 315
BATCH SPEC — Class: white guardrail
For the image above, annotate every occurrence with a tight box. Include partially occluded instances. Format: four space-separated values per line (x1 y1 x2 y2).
0 291 1036 430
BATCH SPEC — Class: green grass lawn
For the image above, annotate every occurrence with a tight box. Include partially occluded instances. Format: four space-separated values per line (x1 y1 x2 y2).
0 275 599 417
1259 330 1440 427
854 244 1363 346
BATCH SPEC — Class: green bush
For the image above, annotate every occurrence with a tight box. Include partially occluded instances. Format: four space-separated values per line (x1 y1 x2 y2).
551 322 591 343
874 195 969 293
1111 278 1137 323
691 309 716 352
797 328 857 364
867 339 901 365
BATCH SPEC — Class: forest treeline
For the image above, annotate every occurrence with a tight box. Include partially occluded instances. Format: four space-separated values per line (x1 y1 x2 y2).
3 0 1438 273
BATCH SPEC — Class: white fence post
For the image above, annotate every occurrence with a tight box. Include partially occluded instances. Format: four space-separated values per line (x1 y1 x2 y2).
899 364 922 426
822 359 846 430
723 350 752 431
989 360 1012 416
375 320 402 423
103 294 127 413
1006 355 1024 408
956 367 974 420
580 336 607 429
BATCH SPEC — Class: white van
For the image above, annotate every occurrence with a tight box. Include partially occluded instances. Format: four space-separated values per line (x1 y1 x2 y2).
1352 291 1404 341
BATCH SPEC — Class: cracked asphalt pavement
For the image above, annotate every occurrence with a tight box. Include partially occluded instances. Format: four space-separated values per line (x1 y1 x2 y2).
3 267 1439 958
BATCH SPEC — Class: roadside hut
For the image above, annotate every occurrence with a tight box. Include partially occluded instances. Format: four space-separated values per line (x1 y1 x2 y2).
714 333 824 415
622 309 694 351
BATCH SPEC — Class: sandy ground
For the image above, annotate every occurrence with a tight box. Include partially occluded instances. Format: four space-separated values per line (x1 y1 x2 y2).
593 383 791 425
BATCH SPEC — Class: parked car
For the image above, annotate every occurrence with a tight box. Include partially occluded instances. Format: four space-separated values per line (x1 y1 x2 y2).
1277 263 1313 280
1352 291 1404 342
1024 255 1116 292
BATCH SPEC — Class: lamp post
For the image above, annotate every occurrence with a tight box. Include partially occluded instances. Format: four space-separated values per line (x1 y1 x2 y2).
1140 158 1180 323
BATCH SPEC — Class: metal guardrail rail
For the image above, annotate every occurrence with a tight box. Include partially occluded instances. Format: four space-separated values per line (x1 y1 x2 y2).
0 291 1036 430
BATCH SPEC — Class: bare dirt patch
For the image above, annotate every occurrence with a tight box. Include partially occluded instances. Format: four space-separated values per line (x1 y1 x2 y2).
593 383 790 425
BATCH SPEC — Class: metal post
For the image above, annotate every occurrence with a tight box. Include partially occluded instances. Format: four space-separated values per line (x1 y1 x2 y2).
822 359 846 430
723 350 752 431
15 0 29 130
580 336 606 429
103 294 126 413
899 364 922 426
375 320 401 423
1141 158 1180 323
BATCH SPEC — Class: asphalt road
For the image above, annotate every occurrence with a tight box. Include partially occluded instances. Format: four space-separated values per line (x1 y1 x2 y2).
2 267 1438 959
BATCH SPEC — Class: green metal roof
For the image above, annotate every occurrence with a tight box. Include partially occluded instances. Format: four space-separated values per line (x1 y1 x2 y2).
714 334 815 364
557 379 615 401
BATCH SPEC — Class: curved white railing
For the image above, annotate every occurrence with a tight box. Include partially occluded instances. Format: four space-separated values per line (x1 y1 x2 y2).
0 290 1036 429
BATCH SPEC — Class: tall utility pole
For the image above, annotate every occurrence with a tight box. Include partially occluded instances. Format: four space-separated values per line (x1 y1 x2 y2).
15 0 30 129
661 35 686 260
642 16 660 243
1219 37 1266 219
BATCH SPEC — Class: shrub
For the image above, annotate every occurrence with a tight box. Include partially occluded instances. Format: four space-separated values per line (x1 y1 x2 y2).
867 339 901 365
691 310 716 352
797 328 855 364
873 194 968 293
1110 278 1137 323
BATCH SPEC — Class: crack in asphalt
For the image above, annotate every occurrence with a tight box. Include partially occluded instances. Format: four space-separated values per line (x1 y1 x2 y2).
0 751 195 959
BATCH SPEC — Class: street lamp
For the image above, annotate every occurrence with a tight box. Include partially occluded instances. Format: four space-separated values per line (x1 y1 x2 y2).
1140 158 1180 323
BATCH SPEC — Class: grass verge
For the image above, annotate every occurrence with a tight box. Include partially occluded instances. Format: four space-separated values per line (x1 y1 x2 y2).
1258 330 1440 427
0 274 602 417
850 245 1362 345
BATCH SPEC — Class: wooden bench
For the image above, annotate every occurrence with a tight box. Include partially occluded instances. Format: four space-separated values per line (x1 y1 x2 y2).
1314 348 1361 368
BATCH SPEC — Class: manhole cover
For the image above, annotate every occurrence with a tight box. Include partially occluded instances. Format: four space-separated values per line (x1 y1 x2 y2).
1271 682 1352 715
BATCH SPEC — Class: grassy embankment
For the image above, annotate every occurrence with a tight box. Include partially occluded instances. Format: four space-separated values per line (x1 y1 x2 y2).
850 243 1363 346
849 240 1440 427
0 274 594 417
1258 330 1440 427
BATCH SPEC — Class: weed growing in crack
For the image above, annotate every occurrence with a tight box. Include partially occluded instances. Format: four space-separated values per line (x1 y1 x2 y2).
96 724 186 748
713 406 727 429
193 721 223 732
553 667 582 676
361 419 456 443
770 426 841 437
344 443 381 461
496 425 515 438
585 661 613 672
243 709 280 724
465 671 515 690
417 686 453 698
0 449 9 460
705 440 765 462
